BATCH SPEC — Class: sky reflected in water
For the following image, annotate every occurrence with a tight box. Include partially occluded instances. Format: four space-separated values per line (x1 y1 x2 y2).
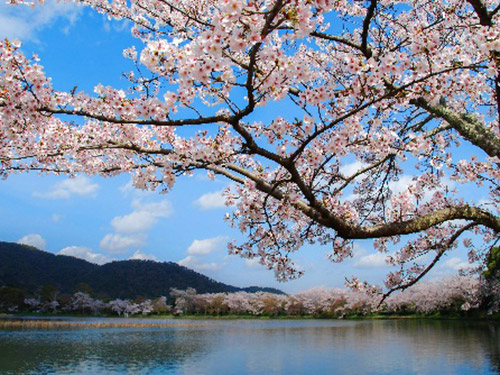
1 319 499 374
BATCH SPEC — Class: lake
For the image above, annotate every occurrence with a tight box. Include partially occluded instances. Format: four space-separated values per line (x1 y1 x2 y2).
0 318 499 374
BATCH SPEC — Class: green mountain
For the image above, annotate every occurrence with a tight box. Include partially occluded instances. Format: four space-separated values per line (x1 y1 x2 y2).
0 241 283 299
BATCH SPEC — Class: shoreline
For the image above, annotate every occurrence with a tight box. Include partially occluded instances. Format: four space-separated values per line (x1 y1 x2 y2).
0 312 498 330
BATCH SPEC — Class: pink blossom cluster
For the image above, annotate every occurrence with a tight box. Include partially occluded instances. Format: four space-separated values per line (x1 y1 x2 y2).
169 275 491 316
20 293 168 315
10 275 498 316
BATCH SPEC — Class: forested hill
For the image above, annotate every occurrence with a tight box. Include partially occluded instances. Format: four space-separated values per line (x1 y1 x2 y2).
0 241 283 299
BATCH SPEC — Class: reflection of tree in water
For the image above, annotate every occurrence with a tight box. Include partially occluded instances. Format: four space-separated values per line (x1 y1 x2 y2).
0 320 499 374
0 328 208 374
485 324 500 374
222 320 500 375
344 320 500 374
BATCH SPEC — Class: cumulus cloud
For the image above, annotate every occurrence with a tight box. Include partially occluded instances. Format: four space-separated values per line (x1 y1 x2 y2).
110 199 172 233
442 257 473 272
129 250 157 261
17 233 46 250
34 176 99 199
339 160 367 177
187 236 226 255
99 233 145 254
388 175 415 196
59 246 113 265
178 236 228 272
245 257 263 268
194 190 227 210
354 252 389 268
0 0 81 42
100 198 172 253
178 255 225 271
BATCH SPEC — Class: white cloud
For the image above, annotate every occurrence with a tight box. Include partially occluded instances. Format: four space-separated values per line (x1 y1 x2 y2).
340 160 367 177
177 236 228 272
34 176 99 199
119 180 136 196
442 257 473 272
99 233 145 254
245 257 263 268
388 174 456 200
110 199 172 233
0 0 81 42
59 246 113 265
388 175 415 196
187 236 226 255
178 255 225 271
478 197 493 206
111 211 158 233
51 214 62 223
17 233 46 250
102 18 131 33
100 198 172 253
194 190 227 210
129 250 157 261
354 252 389 268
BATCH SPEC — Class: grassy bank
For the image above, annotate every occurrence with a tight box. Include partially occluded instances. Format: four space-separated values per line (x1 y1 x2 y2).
1 311 498 328
0 316 205 330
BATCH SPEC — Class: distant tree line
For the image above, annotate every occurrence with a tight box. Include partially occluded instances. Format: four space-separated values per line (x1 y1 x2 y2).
168 275 500 317
1 274 499 317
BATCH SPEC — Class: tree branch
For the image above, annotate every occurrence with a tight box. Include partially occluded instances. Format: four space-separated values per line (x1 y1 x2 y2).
410 98 500 159
39 107 230 127
467 0 493 26
378 222 477 305
361 0 377 58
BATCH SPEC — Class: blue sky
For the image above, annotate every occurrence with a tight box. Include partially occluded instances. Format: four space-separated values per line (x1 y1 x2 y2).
0 1 473 294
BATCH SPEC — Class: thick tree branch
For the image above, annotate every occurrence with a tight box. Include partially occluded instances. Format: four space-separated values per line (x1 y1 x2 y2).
467 0 493 26
410 98 500 159
211 161 500 240
309 31 372 57
361 0 377 58
39 107 230 127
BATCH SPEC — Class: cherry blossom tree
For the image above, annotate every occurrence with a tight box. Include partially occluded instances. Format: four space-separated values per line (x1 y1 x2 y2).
3 0 500 295
292 287 348 315
70 292 106 314
151 296 170 314
170 287 198 314
383 275 481 314
223 292 261 314
137 299 154 314
482 273 500 313
23 297 41 312
169 276 489 317
107 299 132 316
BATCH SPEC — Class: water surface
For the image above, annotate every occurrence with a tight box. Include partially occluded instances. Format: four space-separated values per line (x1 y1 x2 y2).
1 318 499 374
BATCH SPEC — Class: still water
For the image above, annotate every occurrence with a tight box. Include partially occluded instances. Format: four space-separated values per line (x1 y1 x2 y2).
0 318 499 375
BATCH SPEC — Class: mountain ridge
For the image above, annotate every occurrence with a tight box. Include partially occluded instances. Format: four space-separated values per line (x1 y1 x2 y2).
0 241 283 299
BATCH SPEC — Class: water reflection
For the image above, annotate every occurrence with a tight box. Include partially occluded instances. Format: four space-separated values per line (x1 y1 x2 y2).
0 319 499 374
1 328 208 374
